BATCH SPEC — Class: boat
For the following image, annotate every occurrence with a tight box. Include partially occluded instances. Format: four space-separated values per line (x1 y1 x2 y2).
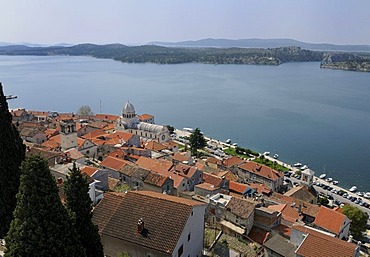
349 186 357 192
325 178 333 182
183 127 193 132
319 174 326 179
332 180 339 185
293 162 302 167
263 151 270 156
232 143 238 146
273 154 279 159
226 139 231 144
300 165 308 170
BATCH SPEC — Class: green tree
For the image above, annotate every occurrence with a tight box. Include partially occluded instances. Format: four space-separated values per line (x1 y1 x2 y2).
189 127 207 156
64 163 104 257
342 204 369 239
5 155 86 257
0 83 25 238
166 125 175 134
77 105 94 116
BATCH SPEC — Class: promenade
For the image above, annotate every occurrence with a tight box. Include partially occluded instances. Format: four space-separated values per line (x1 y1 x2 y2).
175 128 370 222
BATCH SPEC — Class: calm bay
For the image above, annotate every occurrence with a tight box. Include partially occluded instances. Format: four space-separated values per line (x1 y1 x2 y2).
1 55 370 191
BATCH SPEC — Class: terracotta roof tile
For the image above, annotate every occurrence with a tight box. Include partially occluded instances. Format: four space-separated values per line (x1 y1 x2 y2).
136 156 173 173
174 163 197 179
100 156 128 171
268 204 299 223
239 161 282 181
144 141 167 151
81 166 99 177
82 129 108 140
229 181 248 194
314 206 348 235
293 225 357 257
247 226 270 245
273 224 291 237
226 197 256 219
64 148 84 160
138 113 154 121
223 156 245 167
144 172 170 187
195 182 219 191
92 191 204 254
202 172 223 187
95 114 119 121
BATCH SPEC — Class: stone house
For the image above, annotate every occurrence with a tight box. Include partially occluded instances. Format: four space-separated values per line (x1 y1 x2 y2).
92 191 207 257
238 162 283 192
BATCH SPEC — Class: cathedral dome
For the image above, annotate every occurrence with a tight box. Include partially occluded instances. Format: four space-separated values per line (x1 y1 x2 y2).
122 101 135 116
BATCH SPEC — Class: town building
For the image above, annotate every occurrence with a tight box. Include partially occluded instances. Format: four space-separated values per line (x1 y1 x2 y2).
238 162 283 191
116 101 170 143
92 191 207 257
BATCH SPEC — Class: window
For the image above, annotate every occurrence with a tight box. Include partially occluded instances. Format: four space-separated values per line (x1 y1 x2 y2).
188 233 191 241
178 244 183 257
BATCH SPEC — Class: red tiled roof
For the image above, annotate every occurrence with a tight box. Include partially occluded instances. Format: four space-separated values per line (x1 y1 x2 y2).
100 156 128 171
81 166 98 177
314 206 348 235
172 153 189 162
202 172 223 187
223 156 244 167
206 157 222 165
273 224 291 237
138 113 154 121
195 182 219 191
44 128 59 138
95 114 119 121
174 163 197 179
247 226 270 245
293 225 357 257
144 141 167 151
226 197 256 219
268 204 299 223
92 191 204 254
108 150 126 159
64 148 84 160
82 129 107 140
143 172 169 187
229 181 248 194
136 156 173 173
239 161 282 181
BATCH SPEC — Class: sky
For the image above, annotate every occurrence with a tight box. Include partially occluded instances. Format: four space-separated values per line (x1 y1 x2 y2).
1 0 369 45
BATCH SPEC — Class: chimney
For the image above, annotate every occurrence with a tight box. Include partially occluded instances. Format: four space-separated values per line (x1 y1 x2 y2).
137 218 144 234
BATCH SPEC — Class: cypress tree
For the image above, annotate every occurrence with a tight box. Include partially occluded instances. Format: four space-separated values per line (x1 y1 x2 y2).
4 155 86 257
64 162 104 257
0 83 25 238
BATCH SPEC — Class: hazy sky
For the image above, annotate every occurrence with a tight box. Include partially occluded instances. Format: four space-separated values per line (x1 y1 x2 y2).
1 0 369 45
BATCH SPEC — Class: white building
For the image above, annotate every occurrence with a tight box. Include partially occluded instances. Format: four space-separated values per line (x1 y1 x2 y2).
116 101 170 143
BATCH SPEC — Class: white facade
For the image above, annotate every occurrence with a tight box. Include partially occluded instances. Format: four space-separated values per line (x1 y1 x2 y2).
172 205 207 257
116 101 170 143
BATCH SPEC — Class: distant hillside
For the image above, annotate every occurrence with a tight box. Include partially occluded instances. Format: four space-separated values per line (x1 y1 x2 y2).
149 38 370 52
0 44 324 65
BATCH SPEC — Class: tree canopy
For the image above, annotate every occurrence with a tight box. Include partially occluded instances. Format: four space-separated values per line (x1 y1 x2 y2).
64 163 104 257
77 105 94 116
342 204 369 239
0 83 25 238
5 155 86 257
189 127 207 156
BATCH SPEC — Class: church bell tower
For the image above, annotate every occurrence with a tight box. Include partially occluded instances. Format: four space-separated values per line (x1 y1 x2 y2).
60 119 78 151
